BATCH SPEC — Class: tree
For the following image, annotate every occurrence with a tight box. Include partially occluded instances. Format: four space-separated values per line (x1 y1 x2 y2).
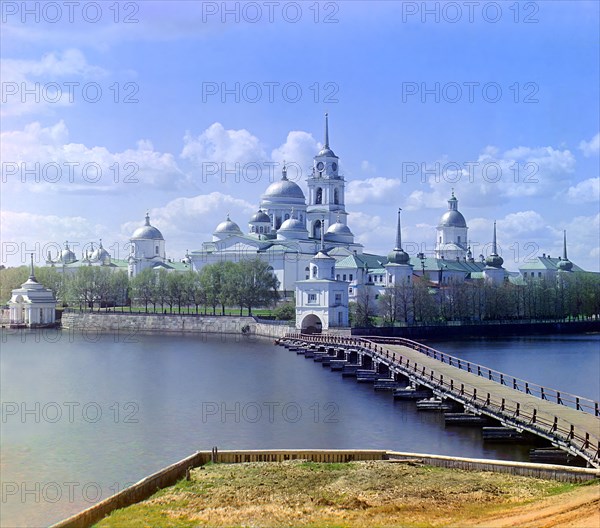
231 259 279 316
131 268 155 312
350 289 377 328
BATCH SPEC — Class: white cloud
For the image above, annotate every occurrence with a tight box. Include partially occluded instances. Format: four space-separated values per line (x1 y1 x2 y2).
1 120 185 193
566 178 600 204
0 210 107 266
403 144 576 210
579 133 600 157
181 122 266 166
271 130 319 180
346 177 402 205
120 192 256 256
1 49 107 116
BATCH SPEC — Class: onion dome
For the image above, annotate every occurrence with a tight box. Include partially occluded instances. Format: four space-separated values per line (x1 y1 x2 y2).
214 214 242 237
558 230 573 271
439 191 467 228
485 221 504 269
132 213 164 240
91 241 111 263
387 208 410 265
60 241 76 264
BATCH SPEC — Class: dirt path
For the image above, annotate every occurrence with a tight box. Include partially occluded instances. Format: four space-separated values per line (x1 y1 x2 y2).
468 484 600 528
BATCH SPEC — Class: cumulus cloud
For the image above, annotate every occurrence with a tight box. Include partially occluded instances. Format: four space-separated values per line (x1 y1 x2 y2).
346 177 402 205
579 133 600 157
1 120 185 193
181 122 266 166
1 49 108 116
403 144 576 210
566 178 600 204
271 130 319 181
120 192 256 257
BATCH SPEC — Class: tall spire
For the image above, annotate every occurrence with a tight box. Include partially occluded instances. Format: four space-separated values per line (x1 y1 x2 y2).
324 113 329 148
395 208 403 251
563 230 568 260
485 221 504 268
145 212 150 226
28 253 36 281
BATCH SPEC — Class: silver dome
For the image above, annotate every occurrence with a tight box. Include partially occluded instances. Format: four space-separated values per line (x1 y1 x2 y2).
250 210 271 223
388 248 410 265
316 146 338 158
438 210 467 228
279 218 305 231
263 179 305 201
214 216 242 234
326 222 352 235
132 213 164 240
60 248 76 264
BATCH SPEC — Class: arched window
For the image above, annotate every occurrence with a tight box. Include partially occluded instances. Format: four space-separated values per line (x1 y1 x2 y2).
259 226 263 234
313 220 322 240
275 216 282 229
333 188 339 204
284 213 290 221
305 266 310 280
316 188 323 205
312 266 317 278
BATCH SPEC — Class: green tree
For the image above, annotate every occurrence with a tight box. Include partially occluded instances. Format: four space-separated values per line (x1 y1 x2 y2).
131 268 155 312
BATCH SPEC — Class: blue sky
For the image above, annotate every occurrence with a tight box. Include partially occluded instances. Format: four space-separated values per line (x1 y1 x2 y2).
1 0 599 270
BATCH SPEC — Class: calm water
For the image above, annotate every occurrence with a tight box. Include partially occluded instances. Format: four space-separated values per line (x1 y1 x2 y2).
1 329 598 527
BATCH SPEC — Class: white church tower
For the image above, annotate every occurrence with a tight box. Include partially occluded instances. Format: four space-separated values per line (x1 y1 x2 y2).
128 213 166 277
295 226 349 333
306 114 348 240
435 191 469 260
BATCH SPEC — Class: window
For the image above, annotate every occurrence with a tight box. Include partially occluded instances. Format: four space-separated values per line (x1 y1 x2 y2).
316 188 323 204
538 272 542 278
259 226 263 234
375 294 379 300
439 236 442 243
336 274 340 280
349 287 353 294
333 189 339 204
284 213 290 221
457 236 461 243
368 275 372 282
349 274 353 281
335 293 342 305
308 293 317 303
155 245 159 255
338 312 343 325
343 274 347 281
313 219 322 239
305 266 310 280
312 266 317 278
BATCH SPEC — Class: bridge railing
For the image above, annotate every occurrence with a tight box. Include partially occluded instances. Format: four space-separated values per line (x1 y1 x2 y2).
284 333 599 417
365 342 600 468
283 333 600 468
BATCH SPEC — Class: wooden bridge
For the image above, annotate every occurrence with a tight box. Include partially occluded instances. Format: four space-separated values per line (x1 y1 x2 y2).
279 334 600 469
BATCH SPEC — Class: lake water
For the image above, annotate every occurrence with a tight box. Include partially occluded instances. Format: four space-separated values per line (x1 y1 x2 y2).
1 329 598 527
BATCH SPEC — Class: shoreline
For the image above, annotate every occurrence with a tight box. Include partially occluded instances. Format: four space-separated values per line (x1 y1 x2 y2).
51 448 600 528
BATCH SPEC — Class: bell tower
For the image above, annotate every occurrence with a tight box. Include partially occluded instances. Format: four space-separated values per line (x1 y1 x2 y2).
306 114 347 239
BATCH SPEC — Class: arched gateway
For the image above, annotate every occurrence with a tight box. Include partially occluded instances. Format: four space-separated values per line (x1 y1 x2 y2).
300 314 322 334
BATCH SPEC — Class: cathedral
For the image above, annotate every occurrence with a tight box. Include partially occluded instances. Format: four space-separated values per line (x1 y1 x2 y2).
45 115 584 330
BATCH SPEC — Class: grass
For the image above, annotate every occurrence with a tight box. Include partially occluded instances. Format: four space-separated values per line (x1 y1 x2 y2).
93 460 592 528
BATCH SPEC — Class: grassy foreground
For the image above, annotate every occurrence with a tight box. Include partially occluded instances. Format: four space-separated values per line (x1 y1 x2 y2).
95 460 597 528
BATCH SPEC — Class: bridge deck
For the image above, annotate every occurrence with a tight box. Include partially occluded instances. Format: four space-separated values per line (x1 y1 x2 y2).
383 343 600 440
282 334 600 467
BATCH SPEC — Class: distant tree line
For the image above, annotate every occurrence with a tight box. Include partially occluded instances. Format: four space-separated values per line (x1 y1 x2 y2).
0 259 280 316
351 273 600 327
